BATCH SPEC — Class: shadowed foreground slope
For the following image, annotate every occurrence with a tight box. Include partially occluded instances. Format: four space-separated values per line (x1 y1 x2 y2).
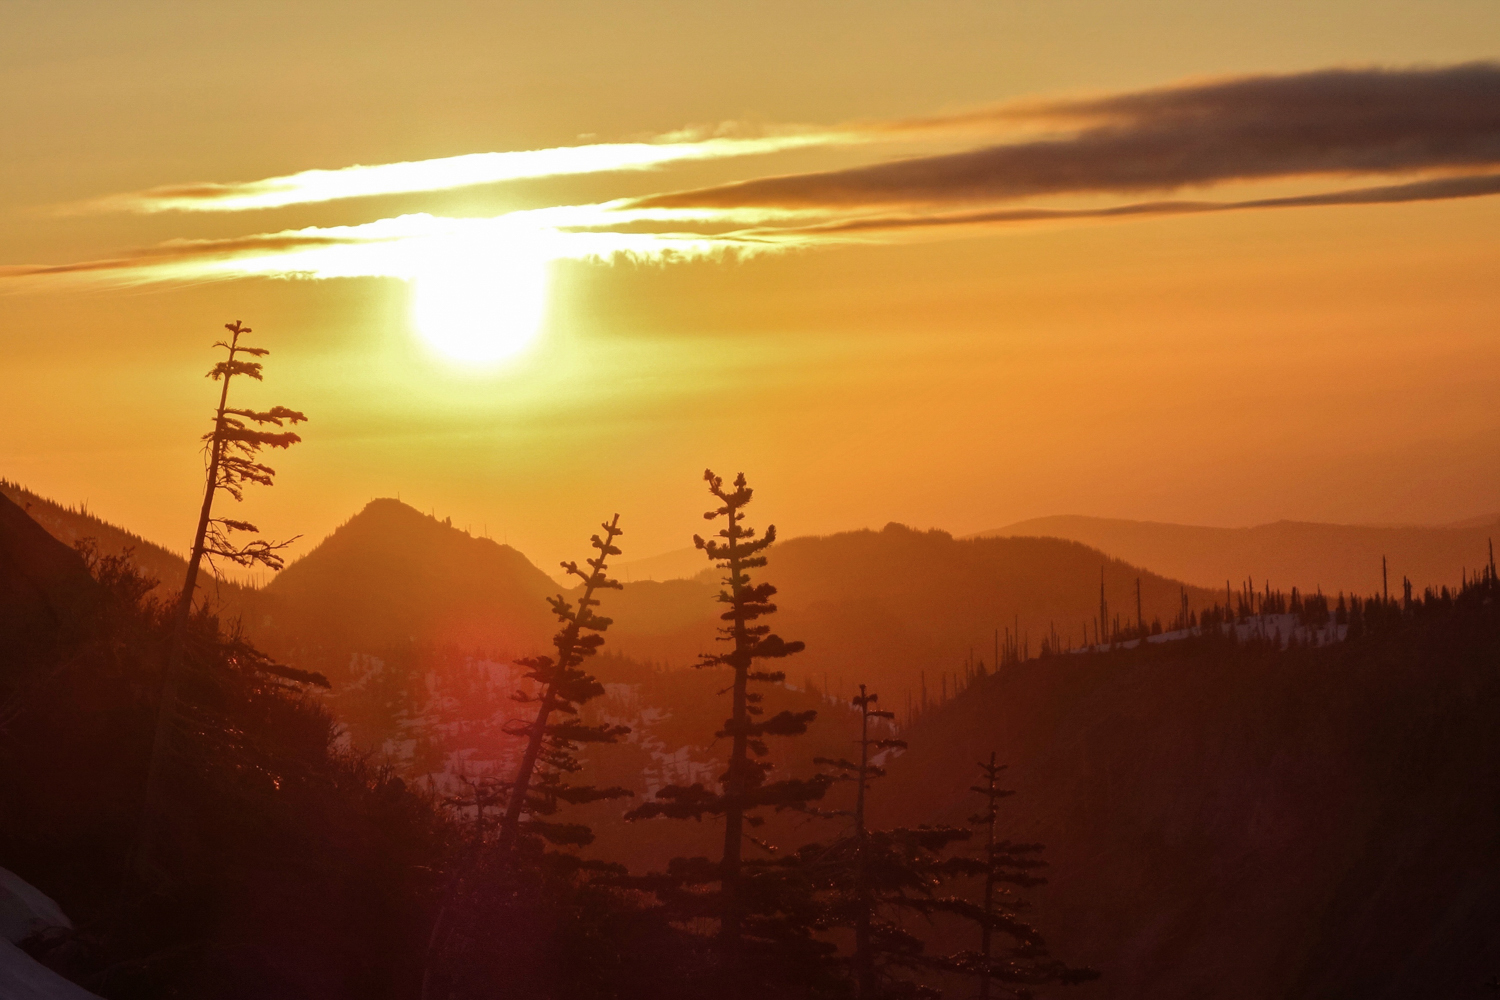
875 591 1500 999
8 490 1500 997
0 493 446 1000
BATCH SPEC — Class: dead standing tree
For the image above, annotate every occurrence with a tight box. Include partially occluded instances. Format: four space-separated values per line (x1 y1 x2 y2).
134 321 306 880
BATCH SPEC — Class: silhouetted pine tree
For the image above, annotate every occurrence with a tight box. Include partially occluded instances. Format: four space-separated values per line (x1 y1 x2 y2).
819 685 907 995
135 320 307 880
177 321 308 593
950 753 1096 1000
497 514 633 855
626 470 831 981
423 516 642 1000
802 685 968 998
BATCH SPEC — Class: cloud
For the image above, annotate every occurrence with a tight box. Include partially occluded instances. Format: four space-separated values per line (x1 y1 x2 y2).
81 134 845 214
14 64 1500 289
633 64 1500 211
745 172 1500 237
0 212 797 287
74 96 1071 216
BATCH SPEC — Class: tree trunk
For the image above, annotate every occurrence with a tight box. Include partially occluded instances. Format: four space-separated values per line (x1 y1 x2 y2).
979 752 997 1000
855 693 874 998
497 681 559 852
720 505 747 954
132 344 236 881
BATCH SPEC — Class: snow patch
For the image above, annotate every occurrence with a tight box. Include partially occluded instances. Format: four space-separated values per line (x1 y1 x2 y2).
1076 613 1347 654
0 940 103 1000
0 869 99 1000
0 869 71 946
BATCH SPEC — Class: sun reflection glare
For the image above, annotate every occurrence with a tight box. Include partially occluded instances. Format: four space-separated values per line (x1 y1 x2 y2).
412 252 550 362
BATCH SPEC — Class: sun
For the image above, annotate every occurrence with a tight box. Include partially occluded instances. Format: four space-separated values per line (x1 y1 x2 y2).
411 251 550 362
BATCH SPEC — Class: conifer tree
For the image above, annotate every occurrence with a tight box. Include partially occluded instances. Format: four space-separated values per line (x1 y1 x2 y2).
423 516 634 1000
497 514 633 855
816 685 908 995
136 320 306 878
626 470 829 968
805 685 969 998
180 321 308 593
964 754 1044 999
941 753 1096 999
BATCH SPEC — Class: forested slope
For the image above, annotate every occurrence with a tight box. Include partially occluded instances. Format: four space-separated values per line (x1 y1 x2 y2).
0 479 253 613
873 586 1500 999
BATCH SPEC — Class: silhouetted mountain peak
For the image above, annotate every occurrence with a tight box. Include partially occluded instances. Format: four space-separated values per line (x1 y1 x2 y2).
292 497 541 575
256 498 559 665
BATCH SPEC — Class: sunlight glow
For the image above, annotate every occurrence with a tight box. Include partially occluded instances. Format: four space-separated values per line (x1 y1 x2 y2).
412 251 550 362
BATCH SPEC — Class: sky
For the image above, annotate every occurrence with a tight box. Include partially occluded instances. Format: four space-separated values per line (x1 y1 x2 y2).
4 1 1500 576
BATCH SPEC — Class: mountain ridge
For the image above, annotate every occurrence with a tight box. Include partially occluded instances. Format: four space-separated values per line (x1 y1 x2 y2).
978 513 1500 596
599 522 1222 696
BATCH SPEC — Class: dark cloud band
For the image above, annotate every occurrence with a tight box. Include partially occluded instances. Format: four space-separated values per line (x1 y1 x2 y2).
748 172 1500 237
637 64 1500 211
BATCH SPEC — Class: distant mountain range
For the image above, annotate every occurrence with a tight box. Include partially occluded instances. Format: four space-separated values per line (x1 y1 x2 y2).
979 514 1500 597
11 483 1500 995
33 480 1488 703
602 523 1218 698
606 545 711 585
0 484 1225 774
21 478 1500 737
238 500 1220 701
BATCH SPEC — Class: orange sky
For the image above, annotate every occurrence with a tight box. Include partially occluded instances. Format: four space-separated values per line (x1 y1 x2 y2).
4 1 1500 575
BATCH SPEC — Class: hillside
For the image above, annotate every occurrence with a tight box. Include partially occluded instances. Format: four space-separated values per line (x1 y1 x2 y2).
9 489 1500 997
601 523 1221 699
0 479 254 613
984 513 1500 596
239 504 1219 715
870 584 1500 999
0 494 446 1000
252 498 561 676
230 506 1230 876
0 490 102 673
610 545 710 584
